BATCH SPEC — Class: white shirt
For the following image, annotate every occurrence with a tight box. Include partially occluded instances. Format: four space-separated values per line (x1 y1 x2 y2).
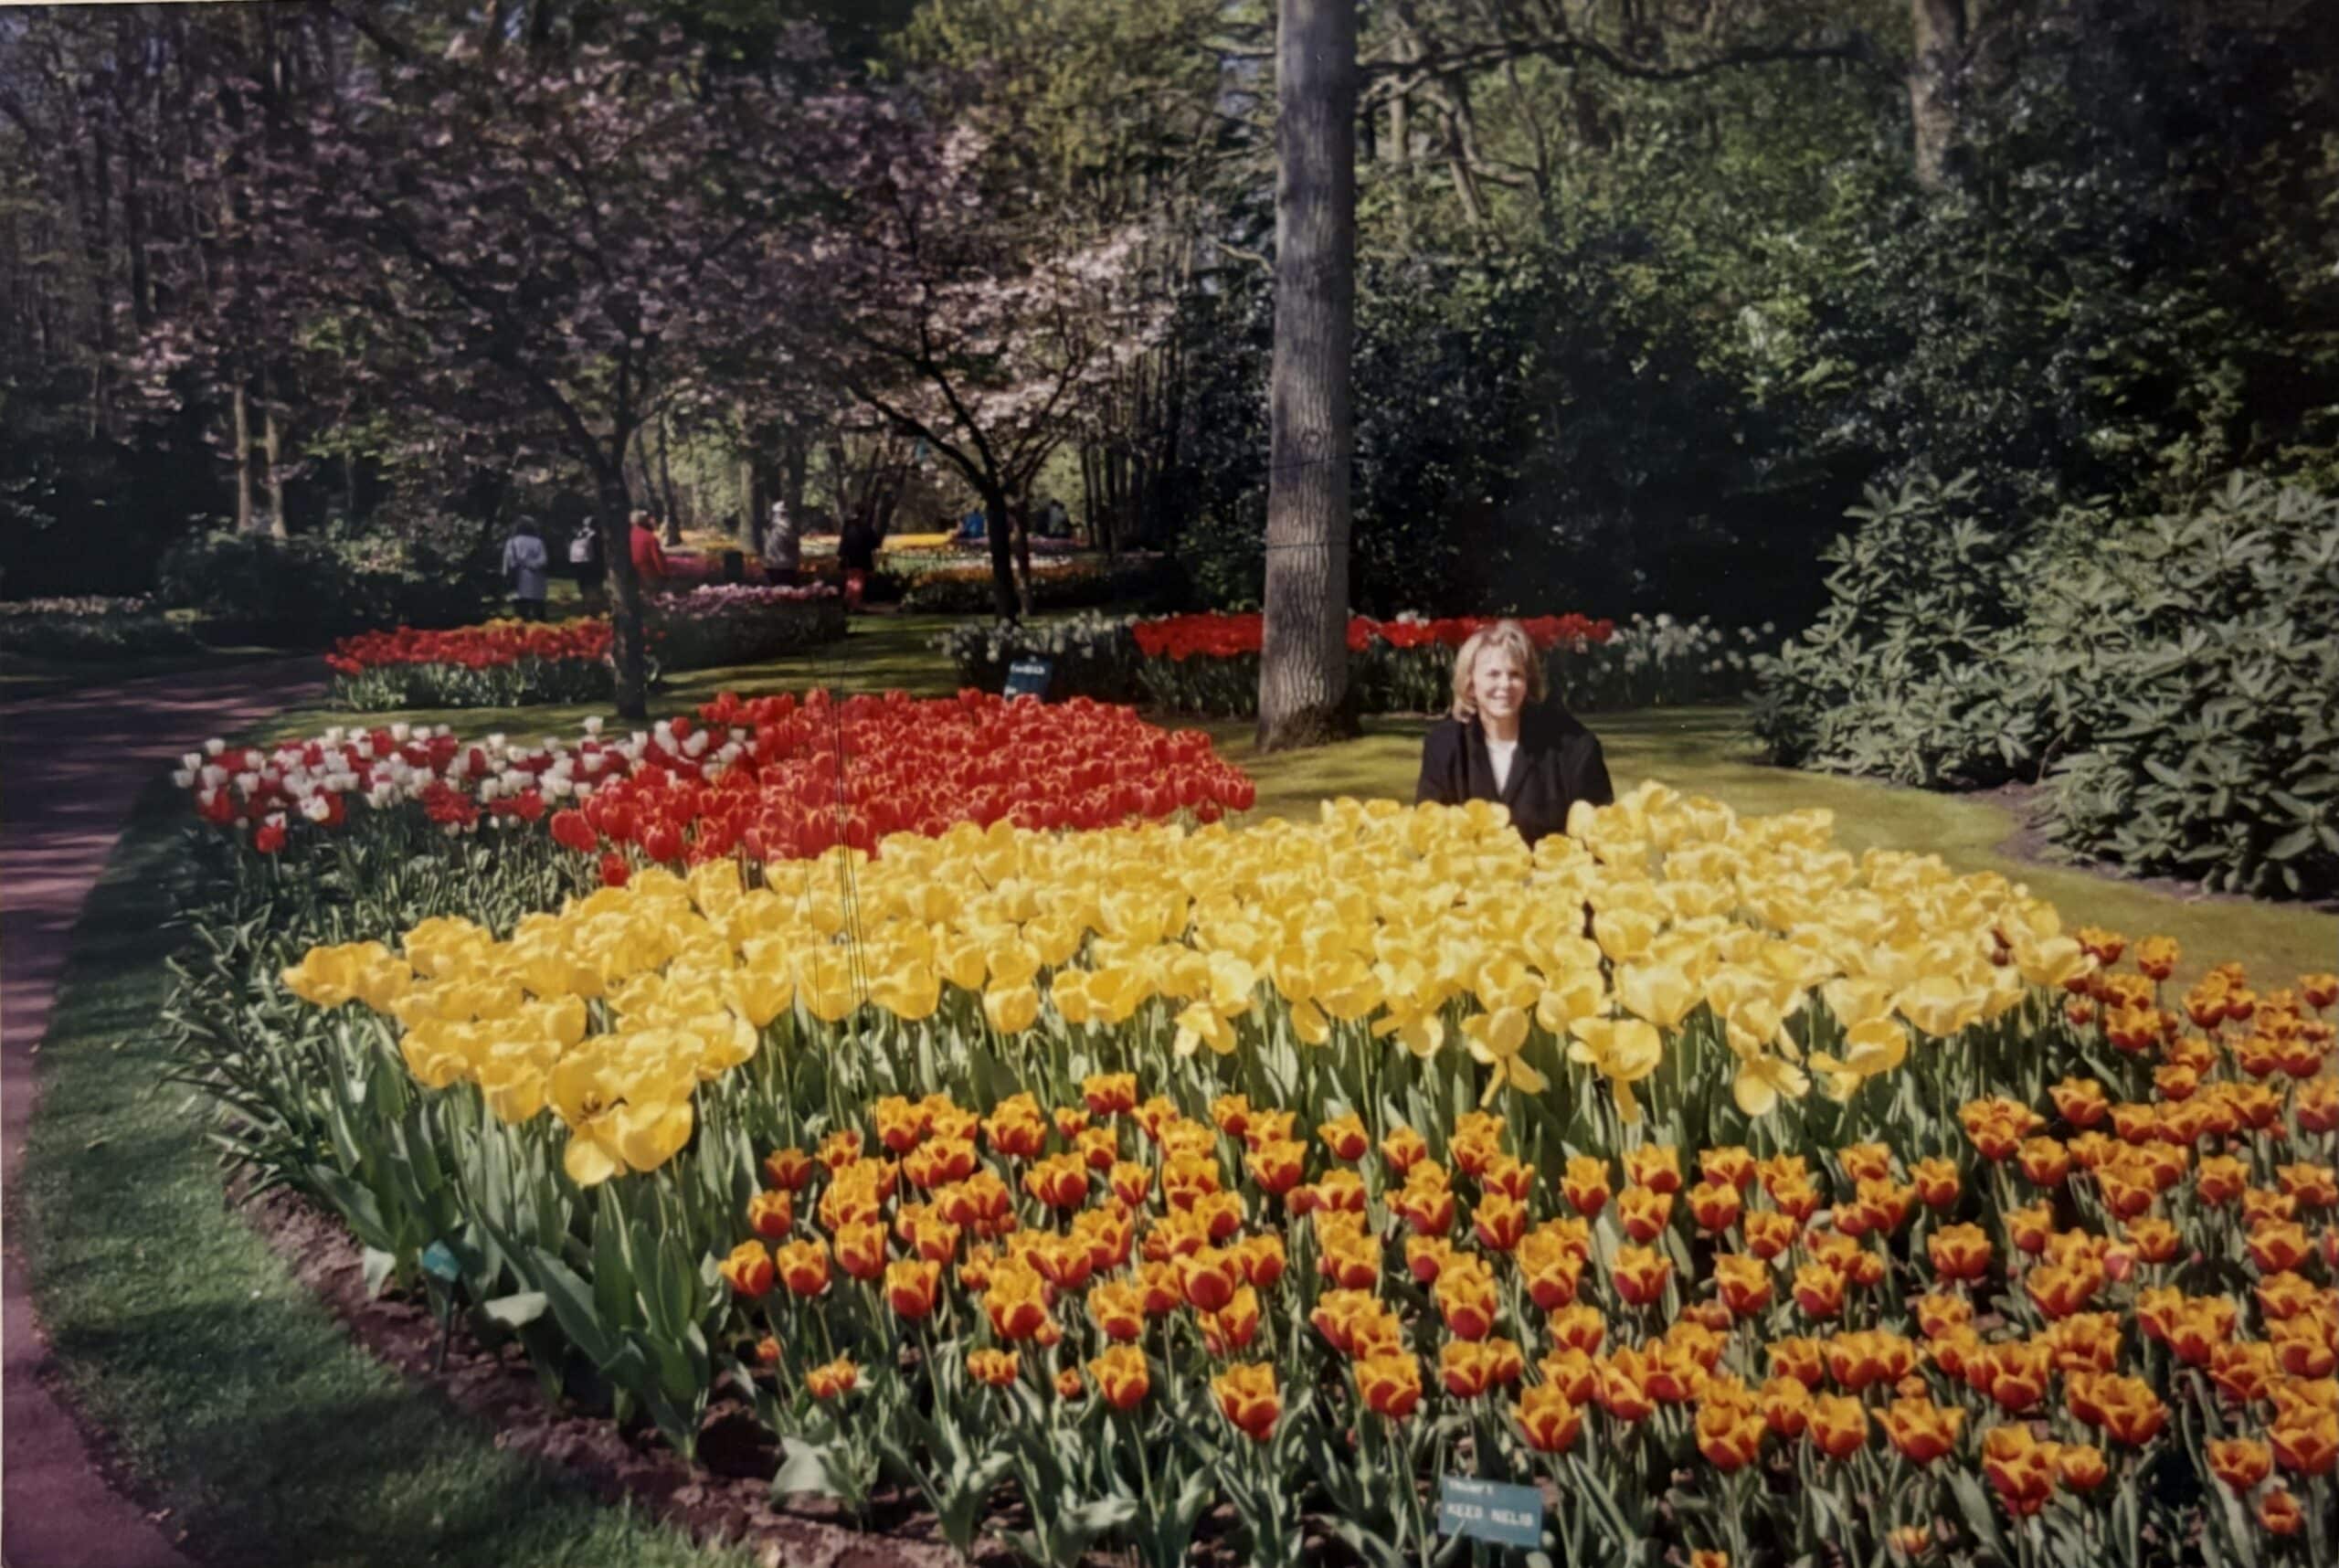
1486 736 1518 793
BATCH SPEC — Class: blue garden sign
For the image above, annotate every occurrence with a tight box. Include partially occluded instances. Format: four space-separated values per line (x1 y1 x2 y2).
1004 658 1053 700
1437 1475 1544 1550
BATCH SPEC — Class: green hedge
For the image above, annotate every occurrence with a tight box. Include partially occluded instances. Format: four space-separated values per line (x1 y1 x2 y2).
1753 471 2339 898
156 532 498 647
0 595 206 661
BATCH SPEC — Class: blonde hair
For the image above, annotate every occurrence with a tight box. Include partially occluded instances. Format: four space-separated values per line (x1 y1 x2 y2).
1450 620 1547 721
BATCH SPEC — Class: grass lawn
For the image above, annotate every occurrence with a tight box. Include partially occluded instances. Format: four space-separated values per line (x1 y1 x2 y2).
17 776 746 1568
270 611 2336 991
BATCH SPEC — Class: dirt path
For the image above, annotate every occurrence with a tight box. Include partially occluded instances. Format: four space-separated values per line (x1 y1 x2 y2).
3 662 321 1568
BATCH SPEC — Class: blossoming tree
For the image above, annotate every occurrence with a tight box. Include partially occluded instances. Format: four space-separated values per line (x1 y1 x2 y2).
180 11 852 715
791 106 1171 620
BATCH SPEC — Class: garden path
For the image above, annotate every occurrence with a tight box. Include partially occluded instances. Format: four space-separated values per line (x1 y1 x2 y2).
3 661 322 1568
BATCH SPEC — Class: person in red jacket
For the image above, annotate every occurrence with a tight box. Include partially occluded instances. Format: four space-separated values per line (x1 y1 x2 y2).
628 511 668 582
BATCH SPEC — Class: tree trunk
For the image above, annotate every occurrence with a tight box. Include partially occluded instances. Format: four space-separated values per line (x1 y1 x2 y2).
983 481 1018 620
735 401 760 548
1910 0 1967 191
261 364 287 537
231 375 256 534
1081 446 1100 548
596 463 649 720
1011 495 1033 618
783 430 809 535
1257 0 1359 751
655 412 681 542
736 451 760 549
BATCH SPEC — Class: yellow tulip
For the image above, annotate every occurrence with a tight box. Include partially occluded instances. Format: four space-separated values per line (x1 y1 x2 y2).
1567 1015 1664 1123
1593 906 1660 964
1050 968 1095 1024
983 982 1041 1035
1473 955 1541 1012
1462 1006 1547 1101
1536 969 1608 1034
1616 960 1699 1030
1812 1016 1908 1079
2014 936 2093 991
397 1022 471 1090
986 937 1042 991
1174 1000 1237 1056
612 1099 693 1173
725 962 795 1028
1083 964 1153 1026
870 959 941 1022
795 947 863 1022
1730 1050 1811 1118
1204 951 1259 1017
1313 955 1383 1022
1894 975 1986 1038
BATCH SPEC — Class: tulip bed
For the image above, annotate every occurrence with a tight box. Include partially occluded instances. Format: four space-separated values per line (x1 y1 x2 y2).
322 587 845 711
178 690 1253 879
162 750 2339 1563
324 617 620 709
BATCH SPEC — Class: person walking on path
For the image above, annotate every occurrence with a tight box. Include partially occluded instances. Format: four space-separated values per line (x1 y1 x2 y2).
762 499 802 586
837 514 878 611
629 511 669 584
568 514 608 613
4 661 323 1568
502 518 551 620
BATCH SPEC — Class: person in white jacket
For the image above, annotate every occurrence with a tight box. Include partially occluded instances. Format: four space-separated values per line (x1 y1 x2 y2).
502 519 551 620
762 499 802 583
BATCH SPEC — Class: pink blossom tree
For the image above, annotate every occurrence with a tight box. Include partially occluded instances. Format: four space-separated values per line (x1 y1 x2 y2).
157 9 852 715
795 111 1171 619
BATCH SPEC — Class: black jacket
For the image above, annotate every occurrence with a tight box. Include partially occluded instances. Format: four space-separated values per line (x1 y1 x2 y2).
1414 705 1614 845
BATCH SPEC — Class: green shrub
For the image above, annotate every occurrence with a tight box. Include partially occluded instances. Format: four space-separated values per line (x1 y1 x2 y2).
1755 471 2339 897
0 595 205 661
1748 472 2035 788
155 531 497 646
2031 477 2339 897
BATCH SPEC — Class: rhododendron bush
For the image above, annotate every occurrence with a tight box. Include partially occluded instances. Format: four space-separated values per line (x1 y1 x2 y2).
164 761 2339 1561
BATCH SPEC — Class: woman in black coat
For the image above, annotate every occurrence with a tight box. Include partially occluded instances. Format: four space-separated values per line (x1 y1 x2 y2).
1414 620 1614 845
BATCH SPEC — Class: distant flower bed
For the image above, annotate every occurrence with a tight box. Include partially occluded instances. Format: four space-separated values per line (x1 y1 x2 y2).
323 585 844 711
898 552 1176 614
1133 612 1614 661
946 610 1770 714
0 595 205 661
